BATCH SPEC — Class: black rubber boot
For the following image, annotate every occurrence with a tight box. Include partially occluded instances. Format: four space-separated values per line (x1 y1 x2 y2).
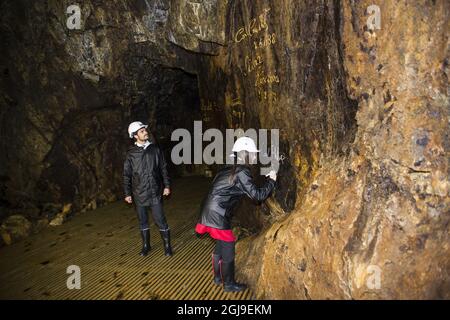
212 254 222 285
140 230 151 256
160 229 173 256
222 261 247 292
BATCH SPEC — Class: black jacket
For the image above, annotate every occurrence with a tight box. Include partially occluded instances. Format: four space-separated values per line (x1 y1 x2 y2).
198 165 275 230
123 143 170 206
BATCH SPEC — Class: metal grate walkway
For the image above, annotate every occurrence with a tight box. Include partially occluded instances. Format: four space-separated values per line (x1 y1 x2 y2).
0 177 253 300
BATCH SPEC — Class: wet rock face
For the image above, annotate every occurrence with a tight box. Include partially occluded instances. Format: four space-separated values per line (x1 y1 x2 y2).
162 0 449 299
0 0 448 299
0 215 32 245
168 0 228 54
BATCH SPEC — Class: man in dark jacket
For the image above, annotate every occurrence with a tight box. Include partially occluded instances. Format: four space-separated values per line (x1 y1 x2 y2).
123 121 172 257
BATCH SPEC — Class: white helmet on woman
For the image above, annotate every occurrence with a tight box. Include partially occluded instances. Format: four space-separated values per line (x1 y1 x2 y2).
232 137 259 153
128 121 148 138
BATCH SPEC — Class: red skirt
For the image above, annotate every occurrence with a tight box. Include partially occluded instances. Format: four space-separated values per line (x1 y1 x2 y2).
195 223 236 242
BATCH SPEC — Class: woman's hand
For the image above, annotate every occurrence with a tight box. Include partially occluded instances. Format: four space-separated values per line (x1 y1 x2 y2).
268 170 277 181
124 196 132 204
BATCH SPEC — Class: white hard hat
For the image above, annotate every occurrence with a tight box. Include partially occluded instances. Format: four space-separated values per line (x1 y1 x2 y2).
232 137 259 153
128 121 148 138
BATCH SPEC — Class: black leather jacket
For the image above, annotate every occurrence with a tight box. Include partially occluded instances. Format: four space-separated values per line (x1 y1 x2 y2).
198 165 275 230
123 143 170 206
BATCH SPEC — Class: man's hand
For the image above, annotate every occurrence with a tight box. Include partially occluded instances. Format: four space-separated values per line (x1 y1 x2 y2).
163 188 171 196
124 196 132 204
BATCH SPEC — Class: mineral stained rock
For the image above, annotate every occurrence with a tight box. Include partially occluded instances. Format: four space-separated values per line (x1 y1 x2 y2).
0 0 201 228
171 0 449 299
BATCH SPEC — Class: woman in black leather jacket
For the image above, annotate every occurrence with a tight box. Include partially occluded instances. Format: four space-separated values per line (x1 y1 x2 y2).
195 137 277 292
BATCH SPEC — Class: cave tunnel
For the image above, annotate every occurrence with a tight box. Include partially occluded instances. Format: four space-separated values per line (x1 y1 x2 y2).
0 0 448 302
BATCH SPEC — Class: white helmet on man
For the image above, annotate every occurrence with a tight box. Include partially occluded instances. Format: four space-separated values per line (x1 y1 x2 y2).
128 121 148 138
232 136 259 153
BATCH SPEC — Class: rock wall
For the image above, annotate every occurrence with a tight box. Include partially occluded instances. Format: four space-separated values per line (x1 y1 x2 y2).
228 0 449 299
163 0 450 299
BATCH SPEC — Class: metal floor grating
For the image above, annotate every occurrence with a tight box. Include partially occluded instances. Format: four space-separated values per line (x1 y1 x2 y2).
0 177 253 300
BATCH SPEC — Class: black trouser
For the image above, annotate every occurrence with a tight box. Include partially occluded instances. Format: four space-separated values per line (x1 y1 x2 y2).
136 203 169 232
214 240 235 263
